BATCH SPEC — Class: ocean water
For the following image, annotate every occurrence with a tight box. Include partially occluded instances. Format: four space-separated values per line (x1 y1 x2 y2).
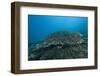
28 15 88 44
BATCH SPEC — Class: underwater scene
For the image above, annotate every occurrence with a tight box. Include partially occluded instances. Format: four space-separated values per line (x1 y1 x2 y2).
28 15 88 61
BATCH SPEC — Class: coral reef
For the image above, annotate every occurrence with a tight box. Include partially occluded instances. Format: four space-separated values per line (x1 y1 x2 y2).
28 31 88 60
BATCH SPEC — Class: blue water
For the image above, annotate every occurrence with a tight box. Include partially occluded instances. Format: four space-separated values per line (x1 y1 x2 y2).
28 15 88 43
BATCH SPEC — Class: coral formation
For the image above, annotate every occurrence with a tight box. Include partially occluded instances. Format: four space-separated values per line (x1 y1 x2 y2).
28 31 88 60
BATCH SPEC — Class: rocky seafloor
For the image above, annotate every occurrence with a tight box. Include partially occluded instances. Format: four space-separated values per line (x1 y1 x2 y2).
28 31 88 61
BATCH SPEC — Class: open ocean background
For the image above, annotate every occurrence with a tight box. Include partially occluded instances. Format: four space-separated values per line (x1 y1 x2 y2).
28 15 88 44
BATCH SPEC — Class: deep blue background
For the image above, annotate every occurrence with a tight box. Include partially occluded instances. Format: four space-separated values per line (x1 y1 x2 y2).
28 15 88 43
